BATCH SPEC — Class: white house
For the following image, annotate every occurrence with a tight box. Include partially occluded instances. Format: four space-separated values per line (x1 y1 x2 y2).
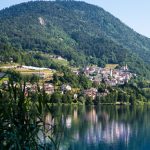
61 84 72 92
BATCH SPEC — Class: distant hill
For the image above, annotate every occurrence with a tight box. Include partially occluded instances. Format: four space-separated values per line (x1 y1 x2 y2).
0 1 150 78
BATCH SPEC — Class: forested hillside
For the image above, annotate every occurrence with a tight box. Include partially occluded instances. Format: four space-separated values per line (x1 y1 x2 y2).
0 1 150 78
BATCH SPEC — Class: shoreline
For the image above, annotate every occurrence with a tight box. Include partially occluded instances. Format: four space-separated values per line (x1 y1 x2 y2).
47 101 150 107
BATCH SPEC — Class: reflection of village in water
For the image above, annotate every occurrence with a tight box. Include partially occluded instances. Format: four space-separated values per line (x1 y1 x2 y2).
40 106 133 149
83 110 131 145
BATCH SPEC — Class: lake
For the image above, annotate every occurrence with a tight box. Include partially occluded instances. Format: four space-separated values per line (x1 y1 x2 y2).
41 105 150 150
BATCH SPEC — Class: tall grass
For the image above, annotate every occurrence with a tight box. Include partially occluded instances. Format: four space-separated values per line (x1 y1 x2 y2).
0 70 60 149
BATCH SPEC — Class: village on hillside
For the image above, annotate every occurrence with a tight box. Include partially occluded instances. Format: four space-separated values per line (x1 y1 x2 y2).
0 60 136 100
82 64 135 86
79 64 136 99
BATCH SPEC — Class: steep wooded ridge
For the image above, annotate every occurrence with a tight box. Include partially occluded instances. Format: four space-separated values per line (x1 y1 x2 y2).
0 1 150 78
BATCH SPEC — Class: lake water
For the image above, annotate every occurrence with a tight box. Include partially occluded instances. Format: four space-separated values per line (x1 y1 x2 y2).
42 105 150 150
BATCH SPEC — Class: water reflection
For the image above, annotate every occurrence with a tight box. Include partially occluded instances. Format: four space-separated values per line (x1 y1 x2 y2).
43 106 150 150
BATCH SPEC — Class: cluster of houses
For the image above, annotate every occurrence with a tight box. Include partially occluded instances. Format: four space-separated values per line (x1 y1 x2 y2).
79 64 136 99
0 63 136 100
83 88 109 100
83 64 135 87
84 88 98 99
1 79 74 97
24 83 55 96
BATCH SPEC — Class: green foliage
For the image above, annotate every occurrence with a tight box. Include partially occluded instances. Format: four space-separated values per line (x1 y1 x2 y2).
52 67 92 89
92 80 149 105
0 71 57 149
50 92 62 103
0 1 150 78
85 96 93 105
62 91 73 103
94 95 101 105
78 96 86 104
78 74 92 89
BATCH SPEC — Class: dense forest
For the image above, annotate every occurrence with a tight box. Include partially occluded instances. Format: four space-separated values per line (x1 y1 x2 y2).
0 1 150 78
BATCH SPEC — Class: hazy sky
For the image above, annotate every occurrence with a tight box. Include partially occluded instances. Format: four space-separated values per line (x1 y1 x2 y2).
0 0 150 37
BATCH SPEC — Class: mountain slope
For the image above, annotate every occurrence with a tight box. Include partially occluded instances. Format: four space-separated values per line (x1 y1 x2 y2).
0 1 150 78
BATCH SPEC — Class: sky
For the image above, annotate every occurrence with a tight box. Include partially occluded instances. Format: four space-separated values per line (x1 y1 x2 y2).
0 0 150 37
